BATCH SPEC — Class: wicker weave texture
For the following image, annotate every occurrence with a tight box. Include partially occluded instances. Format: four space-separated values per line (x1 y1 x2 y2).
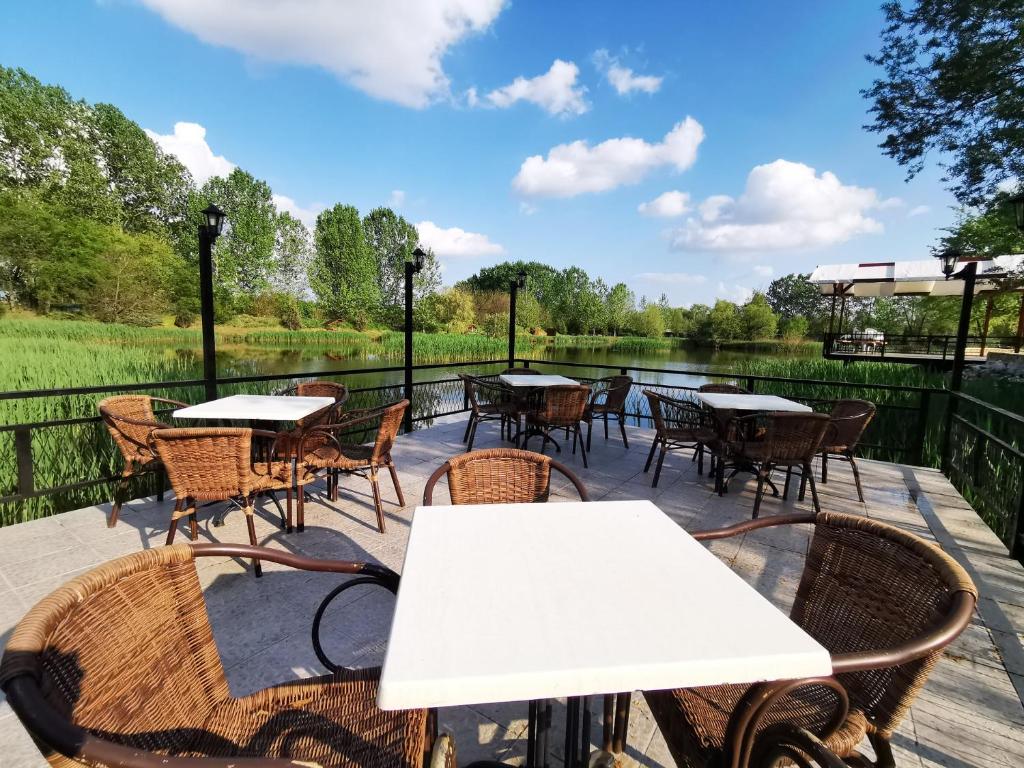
150 428 256 501
742 413 830 464
826 399 876 452
530 385 590 426
446 448 553 504
98 395 165 463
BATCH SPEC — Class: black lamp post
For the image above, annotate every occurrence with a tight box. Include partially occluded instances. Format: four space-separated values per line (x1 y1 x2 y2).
936 247 978 471
1008 191 1024 232
403 247 426 433
198 204 226 401
508 270 527 368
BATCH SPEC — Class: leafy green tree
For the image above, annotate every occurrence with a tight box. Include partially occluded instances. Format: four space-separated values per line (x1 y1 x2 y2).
363 207 440 326
780 315 809 340
516 291 543 330
705 300 742 343
765 273 829 334
87 230 174 325
414 288 476 333
273 211 312 298
666 307 692 337
942 195 1024 256
741 292 778 339
461 260 560 305
199 169 277 297
604 283 635 336
309 204 380 328
552 266 603 334
864 0 1024 205
630 304 666 338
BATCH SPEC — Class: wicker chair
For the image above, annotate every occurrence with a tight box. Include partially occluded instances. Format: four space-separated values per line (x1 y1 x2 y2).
821 400 877 503
150 427 293 577
460 374 518 450
584 375 633 451
98 395 188 528
279 379 349 401
0 543 454 768
501 366 542 375
422 448 589 504
522 385 592 468
296 400 408 534
727 412 831 518
643 391 718 488
644 511 977 768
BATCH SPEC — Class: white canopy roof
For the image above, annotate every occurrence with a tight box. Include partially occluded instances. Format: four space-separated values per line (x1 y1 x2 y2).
808 255 1024 297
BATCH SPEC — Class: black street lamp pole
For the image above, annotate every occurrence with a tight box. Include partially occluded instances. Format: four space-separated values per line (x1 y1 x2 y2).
508 270 526 368
404 248 426 434
198 204 226 402
937 249 977 471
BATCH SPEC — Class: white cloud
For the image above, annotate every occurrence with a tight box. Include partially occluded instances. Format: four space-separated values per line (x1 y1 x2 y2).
145 122 234 185
272 194 322 229
416 220 504 257
138 0 506 108
876 196 904 209
638 190 690 218
485 59 588 116
634 272 706 284
390 189 406 207
513 117 704 198
908 204 930 217
718 282 754 304
753 265 774 277
519 201 538 216
593 49 663 95
672 160 886 251
997 177 1020 193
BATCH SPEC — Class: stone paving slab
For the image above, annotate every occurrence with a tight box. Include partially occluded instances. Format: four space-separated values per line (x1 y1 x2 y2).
1 414 1023 767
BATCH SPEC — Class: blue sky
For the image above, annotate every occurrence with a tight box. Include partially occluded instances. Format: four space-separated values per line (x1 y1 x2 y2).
2 1 958 305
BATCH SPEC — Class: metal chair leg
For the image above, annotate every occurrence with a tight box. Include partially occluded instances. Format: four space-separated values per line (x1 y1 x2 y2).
388 460 405 506
849 453 865 502
644 438 658 472
370 473 386 533
806 463 822 513
652 443 667 487
244 497 262 578
822 451 829 483
618 414 629 448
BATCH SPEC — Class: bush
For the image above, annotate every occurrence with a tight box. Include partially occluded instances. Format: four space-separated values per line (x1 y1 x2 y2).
781 315 810 340
228 313 280 328
480 312 507 338
278 299 302 331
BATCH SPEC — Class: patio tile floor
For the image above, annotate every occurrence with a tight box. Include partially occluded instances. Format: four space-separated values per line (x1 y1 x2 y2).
1 414 1023 766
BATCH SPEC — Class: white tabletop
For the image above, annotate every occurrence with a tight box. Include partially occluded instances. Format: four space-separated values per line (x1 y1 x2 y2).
499 374 579 387
695 392 812 413
173 394 335 422
377 500 829 710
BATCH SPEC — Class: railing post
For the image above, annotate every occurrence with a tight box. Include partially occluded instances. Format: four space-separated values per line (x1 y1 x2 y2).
619 367 628 376
1012 485 1024 560
940 391 957 474
915 390 931 467
14 426 33 498
403 260 415 434
746 376 755 393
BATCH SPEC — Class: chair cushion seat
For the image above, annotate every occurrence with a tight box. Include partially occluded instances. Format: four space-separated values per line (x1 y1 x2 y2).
193 668 427 768
304 443 375 469
644 684 867 767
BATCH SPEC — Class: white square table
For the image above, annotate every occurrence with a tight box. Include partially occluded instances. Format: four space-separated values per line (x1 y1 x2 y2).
174 394 335 422
694 392 811 413
500 374 579 388
379 499 830 764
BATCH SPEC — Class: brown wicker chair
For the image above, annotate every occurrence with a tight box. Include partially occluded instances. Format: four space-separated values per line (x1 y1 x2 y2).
698 383 750 394
522 384 592 468
584 375 632 451
501 366 541 375
297 400 408 534
460 374 518 450
727 412 831 518
0 543 454 768
98 394 189 528
643 391 717 488
422 448 590 504
280 379 349 401
644 511 977 768
821 400 877 503
150 427 293 577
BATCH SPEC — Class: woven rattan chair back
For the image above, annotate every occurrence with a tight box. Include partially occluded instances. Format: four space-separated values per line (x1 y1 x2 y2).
295 380 347 400
371 400 408 461
537 385 590 426
98 395 166 460
698 383 749 395
827 399 876 451
150 428 254 501
501 366 541 375
423 448 589 504
791 512 978 737
595 375 632 412
759 412 831 463
644 391 704 435
0 545 229 758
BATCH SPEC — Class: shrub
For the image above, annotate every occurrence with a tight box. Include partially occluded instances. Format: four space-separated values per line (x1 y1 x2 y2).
229 313 279 328
278 299 302 331
480 312 507 338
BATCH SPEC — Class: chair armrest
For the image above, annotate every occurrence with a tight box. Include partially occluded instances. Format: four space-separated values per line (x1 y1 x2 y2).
691 513 816 542
150 396 191 410
750 723 851 768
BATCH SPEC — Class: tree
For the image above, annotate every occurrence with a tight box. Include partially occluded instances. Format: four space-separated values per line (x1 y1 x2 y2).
780 315 809 340
87 230 174 325
741 292 779 339
604 283 635 336
309 204 380 327
765 273 829 334
362 207 440 326
552 266 603 334
199 169 277 298
461 260 560 305
630 304 666 338
942 195 1024 256
415 288 475 333
863 0 1024 205
705 300 742 343
273 211 312 298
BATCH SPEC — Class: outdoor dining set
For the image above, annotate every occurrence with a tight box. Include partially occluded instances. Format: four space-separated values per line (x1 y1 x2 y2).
0 367 972 768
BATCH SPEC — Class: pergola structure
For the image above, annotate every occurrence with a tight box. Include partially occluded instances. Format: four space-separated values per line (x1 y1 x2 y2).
808 255 1024 368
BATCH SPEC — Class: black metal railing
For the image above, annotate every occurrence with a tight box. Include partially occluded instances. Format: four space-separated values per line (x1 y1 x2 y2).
2 355 1022 559
824 332 1021 359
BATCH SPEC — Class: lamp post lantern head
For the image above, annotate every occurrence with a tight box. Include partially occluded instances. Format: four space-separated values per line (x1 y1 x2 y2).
202 204 227 236
1008 191 1024 232
411 246 426 274
515 270 527 290
936 248 962 280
